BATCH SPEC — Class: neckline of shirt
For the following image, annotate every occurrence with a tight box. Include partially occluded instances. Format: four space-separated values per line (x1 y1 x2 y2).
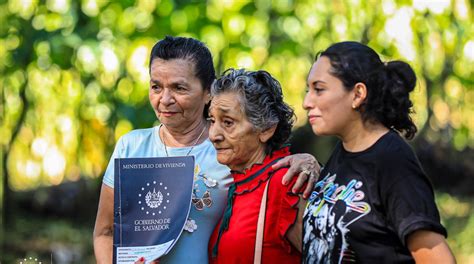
340 130 395 157
153 126 212 155
231 147 290 184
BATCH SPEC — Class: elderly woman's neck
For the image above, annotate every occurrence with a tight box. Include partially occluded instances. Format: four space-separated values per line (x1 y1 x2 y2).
232 147 267 173
160 119 209 147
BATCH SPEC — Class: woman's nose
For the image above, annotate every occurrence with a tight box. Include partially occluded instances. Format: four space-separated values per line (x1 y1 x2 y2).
303 91 313 110
160 89 175 105
209 124 223 143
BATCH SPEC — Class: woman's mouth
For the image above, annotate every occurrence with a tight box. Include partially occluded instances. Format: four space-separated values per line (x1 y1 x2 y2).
308 115 320 124
160 111 178 117
215 148 230 153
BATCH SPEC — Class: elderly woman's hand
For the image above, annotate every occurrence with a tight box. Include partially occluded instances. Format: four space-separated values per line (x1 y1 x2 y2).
272 153 321 199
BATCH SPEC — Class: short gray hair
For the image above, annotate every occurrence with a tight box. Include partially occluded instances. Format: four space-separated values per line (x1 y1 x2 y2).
211 68 295 154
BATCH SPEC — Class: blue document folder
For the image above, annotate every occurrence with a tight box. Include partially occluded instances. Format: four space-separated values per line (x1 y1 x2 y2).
113 156 195 264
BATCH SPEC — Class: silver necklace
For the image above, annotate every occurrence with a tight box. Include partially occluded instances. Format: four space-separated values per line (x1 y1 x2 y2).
159 124 207 157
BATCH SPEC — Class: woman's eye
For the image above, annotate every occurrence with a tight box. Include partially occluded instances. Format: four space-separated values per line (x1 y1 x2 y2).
207 117 215 124
223 120 233 127
151 85 161 91
314 87 324 93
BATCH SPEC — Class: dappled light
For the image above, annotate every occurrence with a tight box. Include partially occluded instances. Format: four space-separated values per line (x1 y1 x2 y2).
1 0 471 188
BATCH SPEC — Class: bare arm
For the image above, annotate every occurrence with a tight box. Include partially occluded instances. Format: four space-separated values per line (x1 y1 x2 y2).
285 196 306 252
93 184 114 264
407 230 455 264
272 153 321 198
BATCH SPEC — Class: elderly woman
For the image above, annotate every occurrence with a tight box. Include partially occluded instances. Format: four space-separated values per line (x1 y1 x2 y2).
302 41 455 263
208 69 304 263
94 36 318 264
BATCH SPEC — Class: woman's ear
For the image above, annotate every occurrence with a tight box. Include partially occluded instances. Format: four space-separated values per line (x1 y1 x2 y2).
205 90 211 105
259 125 277 144
352 82 367 109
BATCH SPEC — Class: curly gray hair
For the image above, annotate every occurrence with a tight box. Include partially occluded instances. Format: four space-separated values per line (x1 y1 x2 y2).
211 68 295 154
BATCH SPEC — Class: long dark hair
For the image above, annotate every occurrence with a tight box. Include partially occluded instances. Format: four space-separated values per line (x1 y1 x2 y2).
319 41 418 139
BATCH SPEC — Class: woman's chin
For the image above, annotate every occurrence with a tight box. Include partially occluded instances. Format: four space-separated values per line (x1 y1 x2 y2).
216 157 231 166
313 127 330 136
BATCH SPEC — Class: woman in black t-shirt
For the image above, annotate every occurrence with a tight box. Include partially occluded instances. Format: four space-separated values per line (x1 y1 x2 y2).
302 41 455 263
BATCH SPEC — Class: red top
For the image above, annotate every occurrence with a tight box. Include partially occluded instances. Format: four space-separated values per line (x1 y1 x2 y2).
209 148 301 263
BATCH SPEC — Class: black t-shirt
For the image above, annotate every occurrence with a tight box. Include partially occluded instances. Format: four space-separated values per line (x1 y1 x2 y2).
303 131 447 263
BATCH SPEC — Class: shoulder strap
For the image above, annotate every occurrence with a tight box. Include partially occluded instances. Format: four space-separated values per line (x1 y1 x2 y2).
254 180 270 264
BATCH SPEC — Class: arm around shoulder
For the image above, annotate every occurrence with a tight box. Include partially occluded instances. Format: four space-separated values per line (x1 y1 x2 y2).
272 153 321 198
407 230 456 264
93 183 114 264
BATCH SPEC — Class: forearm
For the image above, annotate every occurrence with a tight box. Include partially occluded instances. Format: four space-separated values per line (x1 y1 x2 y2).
94 232 113 264
285 196 306 252
94 184 115 263
286 222 302 253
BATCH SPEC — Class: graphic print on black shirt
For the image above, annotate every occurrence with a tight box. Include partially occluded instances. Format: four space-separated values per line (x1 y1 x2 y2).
303 131 447 264
303 172 371 263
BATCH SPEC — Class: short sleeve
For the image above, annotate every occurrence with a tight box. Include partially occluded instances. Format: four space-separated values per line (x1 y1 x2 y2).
272 173 300 252
378 146 447 246
102 136 125 188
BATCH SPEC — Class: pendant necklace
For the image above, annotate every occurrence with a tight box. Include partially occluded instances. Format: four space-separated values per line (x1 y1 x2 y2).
159 123 207 157
159 123 214 232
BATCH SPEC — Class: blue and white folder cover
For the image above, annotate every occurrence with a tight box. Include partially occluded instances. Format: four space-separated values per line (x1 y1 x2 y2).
113 156 195 264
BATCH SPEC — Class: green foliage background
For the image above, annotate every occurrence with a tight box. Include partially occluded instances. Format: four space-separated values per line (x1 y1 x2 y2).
0 0 473 262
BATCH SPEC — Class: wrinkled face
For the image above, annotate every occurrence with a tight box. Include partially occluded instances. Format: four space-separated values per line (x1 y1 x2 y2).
303 56 355 136
149 58 209 131
208 92 265 171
